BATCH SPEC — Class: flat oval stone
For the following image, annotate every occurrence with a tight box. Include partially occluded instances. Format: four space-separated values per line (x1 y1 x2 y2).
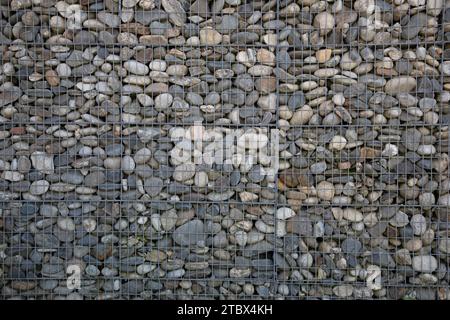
173 220 205 246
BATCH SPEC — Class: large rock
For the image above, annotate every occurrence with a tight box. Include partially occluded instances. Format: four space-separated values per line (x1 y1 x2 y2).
401 13 428 40
161 0 186 26
0 86 21 107
144 177 164 196
286 214 313 236
427 0 443 16
313 12 335 35
402 128 422 151
124 60 149 75
200 27 222 45
412 255 438 273
276 207 296 220
173 220 205 246
369 248 396 268
385 76 417 95
30 151 54 174
290 105 314 125
190 0 209 18
134 10 168 25
173 163 196 182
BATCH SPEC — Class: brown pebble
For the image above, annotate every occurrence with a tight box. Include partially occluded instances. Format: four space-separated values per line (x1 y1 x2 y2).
120 23 150 35
139 35 168 45
10 281 37 291
286 214 313 236
245 206 264 216
316 49 332 63
360 147 381 160
376 68 398 76
135 48 154 63
255 76 277 93
10 127 26 135
338 162 352 170
279 169 313 188
45 69 60 87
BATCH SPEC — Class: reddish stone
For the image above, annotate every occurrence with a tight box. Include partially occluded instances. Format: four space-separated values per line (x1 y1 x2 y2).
245 206 264 216
10 281 37 290
120 23 150 36
360 147 381 160
10 127 26 135
338 162 352 170
279 169 313 188
45 69 60 87
376 67 398 77
135 48 154 63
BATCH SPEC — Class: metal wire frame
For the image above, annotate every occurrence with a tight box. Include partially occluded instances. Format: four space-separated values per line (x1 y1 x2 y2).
1 0 450 300
1 40 448 50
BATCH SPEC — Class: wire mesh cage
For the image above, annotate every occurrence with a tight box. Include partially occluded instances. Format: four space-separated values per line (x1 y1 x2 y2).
0 0 449 300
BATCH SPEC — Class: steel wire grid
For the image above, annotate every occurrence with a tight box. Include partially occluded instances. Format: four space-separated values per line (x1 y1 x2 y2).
0 0 450 300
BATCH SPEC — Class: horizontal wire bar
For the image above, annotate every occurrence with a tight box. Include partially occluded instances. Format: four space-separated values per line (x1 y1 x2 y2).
1 39 448 49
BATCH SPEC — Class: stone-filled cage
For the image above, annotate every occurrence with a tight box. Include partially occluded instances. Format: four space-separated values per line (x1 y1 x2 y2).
0 0 450 300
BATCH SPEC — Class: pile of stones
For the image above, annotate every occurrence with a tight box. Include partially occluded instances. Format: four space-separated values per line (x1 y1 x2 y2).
0 0 450 300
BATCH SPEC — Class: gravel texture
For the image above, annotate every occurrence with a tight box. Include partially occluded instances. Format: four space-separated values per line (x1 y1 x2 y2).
0 0 450 300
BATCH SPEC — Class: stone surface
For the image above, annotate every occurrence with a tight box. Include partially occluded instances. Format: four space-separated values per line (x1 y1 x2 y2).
172 220 205 246
30 152 54 174
200 27 222 45
162 0 186 26
0 0 447 301
314 12 335 35
276 207 296 220
385 77 417 95
316 181 335 201
29 180 50 195
412 256 438 273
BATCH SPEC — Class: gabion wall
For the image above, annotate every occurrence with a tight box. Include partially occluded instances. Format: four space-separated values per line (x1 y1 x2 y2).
0 0 450 300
